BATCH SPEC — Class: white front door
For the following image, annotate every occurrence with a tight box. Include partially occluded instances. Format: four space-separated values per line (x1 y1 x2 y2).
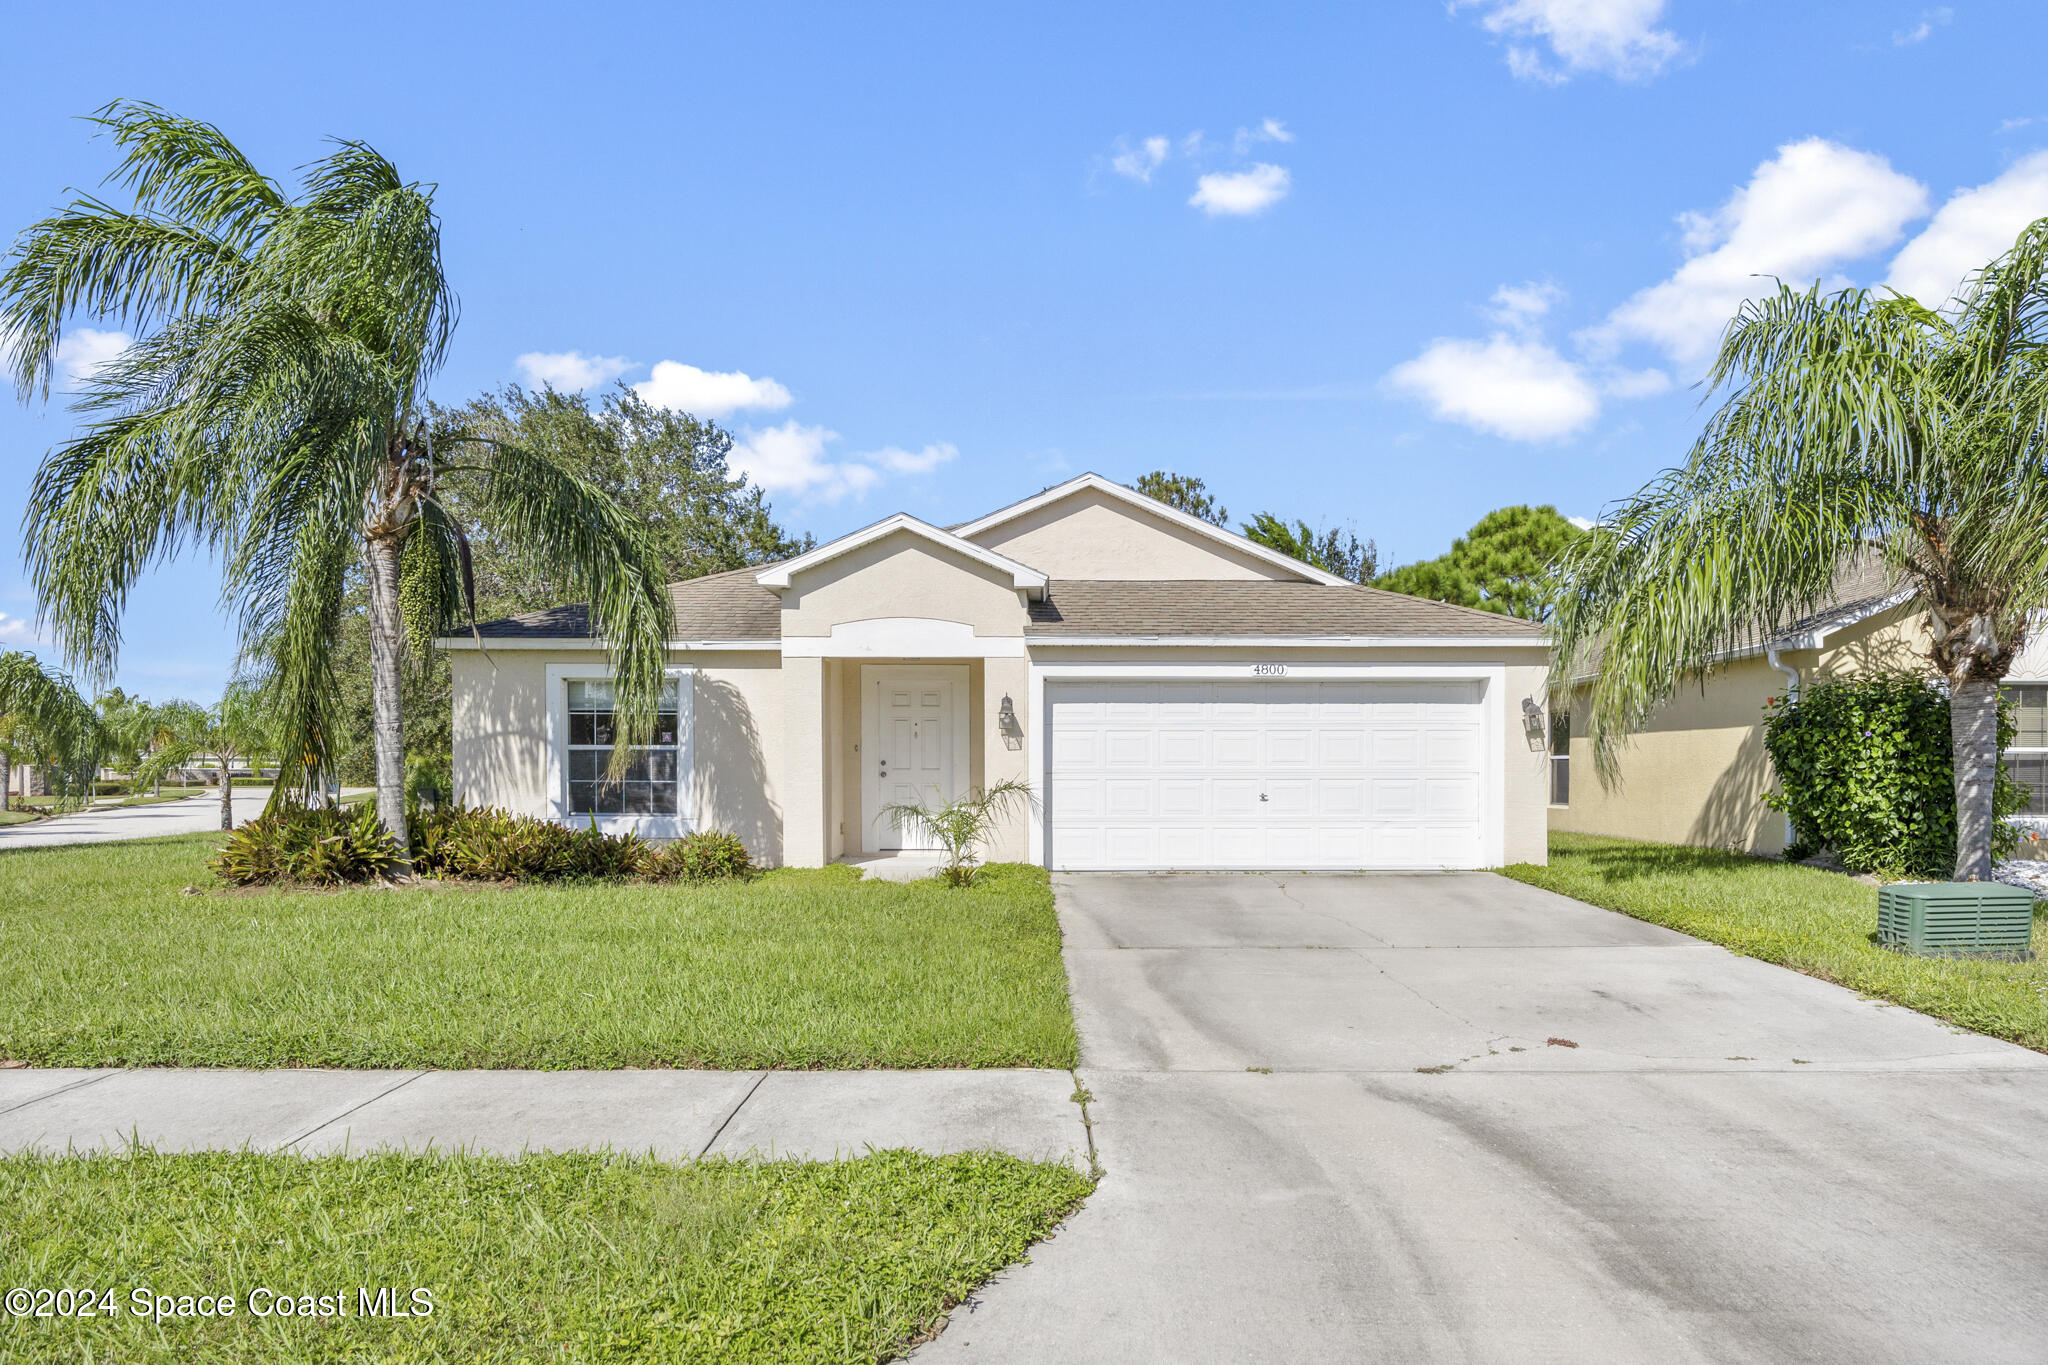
863 665 968 851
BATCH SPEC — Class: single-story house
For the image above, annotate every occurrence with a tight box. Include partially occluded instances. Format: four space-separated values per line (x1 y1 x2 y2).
442 473 1554 870
1548 559 2048 855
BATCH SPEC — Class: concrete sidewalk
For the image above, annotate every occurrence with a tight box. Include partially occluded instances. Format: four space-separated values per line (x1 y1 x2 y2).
0 1068 1088 1162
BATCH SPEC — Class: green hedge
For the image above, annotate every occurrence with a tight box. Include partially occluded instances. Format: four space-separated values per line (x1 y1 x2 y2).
1762 672 2026 878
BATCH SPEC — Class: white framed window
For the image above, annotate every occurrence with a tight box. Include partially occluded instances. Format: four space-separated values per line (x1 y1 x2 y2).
1549 708 1570 807
544 664 693 836
2003 684 2047 819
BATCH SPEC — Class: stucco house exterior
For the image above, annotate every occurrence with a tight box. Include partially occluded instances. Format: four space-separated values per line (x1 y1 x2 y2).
1548 559 2048 855
441 474 1554 871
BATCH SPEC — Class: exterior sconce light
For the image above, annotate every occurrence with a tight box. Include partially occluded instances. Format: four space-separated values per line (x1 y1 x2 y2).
1521 697 1547 750
998 693 1023 750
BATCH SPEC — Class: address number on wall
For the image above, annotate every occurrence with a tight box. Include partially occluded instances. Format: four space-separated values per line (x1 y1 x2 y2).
1251 663 1288 677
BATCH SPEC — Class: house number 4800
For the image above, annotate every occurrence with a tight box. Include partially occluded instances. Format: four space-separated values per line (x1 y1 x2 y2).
1251 663 1288 677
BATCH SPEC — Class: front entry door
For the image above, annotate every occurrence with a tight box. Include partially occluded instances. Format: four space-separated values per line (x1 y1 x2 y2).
863 666 967 851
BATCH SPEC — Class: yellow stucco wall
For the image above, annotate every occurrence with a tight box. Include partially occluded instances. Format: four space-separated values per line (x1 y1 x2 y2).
1549 603 1936 855
968 486 1301 581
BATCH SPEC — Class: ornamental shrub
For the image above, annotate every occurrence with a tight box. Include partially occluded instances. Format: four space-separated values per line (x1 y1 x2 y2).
1762 672 2026 879
408 804 642 881
642 829 755 881
210 798 407 886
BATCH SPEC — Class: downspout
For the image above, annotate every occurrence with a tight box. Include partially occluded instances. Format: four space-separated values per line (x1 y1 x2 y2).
1766 643 1801 850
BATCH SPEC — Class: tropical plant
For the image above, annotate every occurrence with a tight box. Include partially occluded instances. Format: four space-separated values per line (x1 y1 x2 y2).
1242 512 1379 583
643 829 755 881
1132 470 1228 526
210 796 406 886
1551 217 2048 880
1762 673 2027 878
0 650 105 811
133 684 276 830
878 780 1033 887
1 102 671 855
1375 505 1584 621
405 804 644 882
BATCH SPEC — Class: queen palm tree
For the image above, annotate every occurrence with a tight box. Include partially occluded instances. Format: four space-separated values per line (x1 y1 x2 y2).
2 104 669 851
1552 218 2048 881
0 650 105 811
135 685 275 830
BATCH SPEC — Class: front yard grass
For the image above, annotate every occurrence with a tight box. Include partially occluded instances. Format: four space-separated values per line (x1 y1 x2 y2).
1504 831 2048 1051
0 1146 1091 1364
0 835 1078 1069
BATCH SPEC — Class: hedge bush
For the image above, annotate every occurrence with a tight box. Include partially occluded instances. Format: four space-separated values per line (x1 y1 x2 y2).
1762 672 2027 879
214 800 754 887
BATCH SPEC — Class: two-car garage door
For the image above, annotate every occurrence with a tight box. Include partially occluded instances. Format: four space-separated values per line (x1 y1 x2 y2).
1046 679 1490 870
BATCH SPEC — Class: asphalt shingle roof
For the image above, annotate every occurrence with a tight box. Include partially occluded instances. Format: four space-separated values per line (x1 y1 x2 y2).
466 571 1551 643
1024 580 1546 638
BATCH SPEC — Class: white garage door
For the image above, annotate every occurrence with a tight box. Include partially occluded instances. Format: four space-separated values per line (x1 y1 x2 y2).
1046 679 1489 870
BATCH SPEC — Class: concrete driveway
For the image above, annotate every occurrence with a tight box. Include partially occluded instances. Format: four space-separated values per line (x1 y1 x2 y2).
920 872 2048 1365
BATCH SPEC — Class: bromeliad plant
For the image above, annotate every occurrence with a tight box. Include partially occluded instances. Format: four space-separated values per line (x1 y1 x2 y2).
1 103 670 854
878 779 1033 887
1552 216 2048 881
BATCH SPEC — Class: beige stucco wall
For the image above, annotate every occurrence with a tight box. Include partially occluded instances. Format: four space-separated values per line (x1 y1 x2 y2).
1550 603 1938 856
449 647 786 864
968 486 1302 581
779 532 1029 637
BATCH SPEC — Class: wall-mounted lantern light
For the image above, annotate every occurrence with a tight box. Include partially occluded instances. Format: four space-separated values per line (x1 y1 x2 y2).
998 693 1023 750
1521 697 1547 750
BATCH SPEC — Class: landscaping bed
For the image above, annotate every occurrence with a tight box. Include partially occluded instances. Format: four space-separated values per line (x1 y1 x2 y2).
1504 832 2048 1051
0 835 1079 1069
0 1146 1091 1363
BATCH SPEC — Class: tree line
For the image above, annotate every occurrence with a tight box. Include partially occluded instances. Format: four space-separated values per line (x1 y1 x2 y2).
1130 470 1585 622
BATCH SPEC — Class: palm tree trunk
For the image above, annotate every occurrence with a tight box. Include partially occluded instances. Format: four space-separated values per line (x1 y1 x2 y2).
218 749 233 831
364 534 411 852
0 747 9 812
1951 676 2002 880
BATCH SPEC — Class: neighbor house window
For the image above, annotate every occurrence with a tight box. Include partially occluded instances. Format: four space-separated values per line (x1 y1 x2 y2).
1549 708 1570 806
2004 684 2048 819
567 679 680 816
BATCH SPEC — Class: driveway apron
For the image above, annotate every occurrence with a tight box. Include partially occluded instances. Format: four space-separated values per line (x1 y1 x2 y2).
917 871 2048 1365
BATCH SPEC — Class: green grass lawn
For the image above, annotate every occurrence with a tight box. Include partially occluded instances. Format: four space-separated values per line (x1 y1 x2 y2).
0 1146 1091 1364
1505 831 2048 1051
0 835 1078 1069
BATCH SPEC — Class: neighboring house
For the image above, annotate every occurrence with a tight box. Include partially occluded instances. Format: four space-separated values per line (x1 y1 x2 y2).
442 473 1553 870
1549 559 2048 855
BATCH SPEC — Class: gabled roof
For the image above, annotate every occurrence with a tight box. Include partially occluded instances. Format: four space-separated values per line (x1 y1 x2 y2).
459 563 783 643
950 472 1353 587
1026 580 1547 641
754 513 1048 598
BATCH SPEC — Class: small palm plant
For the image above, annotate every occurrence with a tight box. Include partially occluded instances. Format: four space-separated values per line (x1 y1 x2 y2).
878 779 1033 887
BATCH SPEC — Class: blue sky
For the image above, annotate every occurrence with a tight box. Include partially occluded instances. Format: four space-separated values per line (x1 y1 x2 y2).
4 1 2046 701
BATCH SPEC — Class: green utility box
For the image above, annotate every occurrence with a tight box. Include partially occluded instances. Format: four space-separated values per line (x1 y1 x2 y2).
1877 881 2037 961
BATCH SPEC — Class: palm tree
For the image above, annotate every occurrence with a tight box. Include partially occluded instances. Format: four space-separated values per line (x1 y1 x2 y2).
136 686 275 830
1552 217 2048 881
0 650 105 811
1 104 670 851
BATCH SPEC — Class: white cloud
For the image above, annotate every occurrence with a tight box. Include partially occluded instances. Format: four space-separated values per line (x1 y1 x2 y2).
728 422 875 501
1232 118 1294 155
1998 117 2038 135
1885 151 2048 308
1566 515 1597 530
1893 7 1952 45
1462 0 1685 83
1110 136 1170 183
634 361 793 419
1387 333 1601 441
514 350 633 392
54 328 131 388
859 441 958 475
1488 281 1565 330
0 612 50 648
1189 164 1291 217
1595 138 1929 368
